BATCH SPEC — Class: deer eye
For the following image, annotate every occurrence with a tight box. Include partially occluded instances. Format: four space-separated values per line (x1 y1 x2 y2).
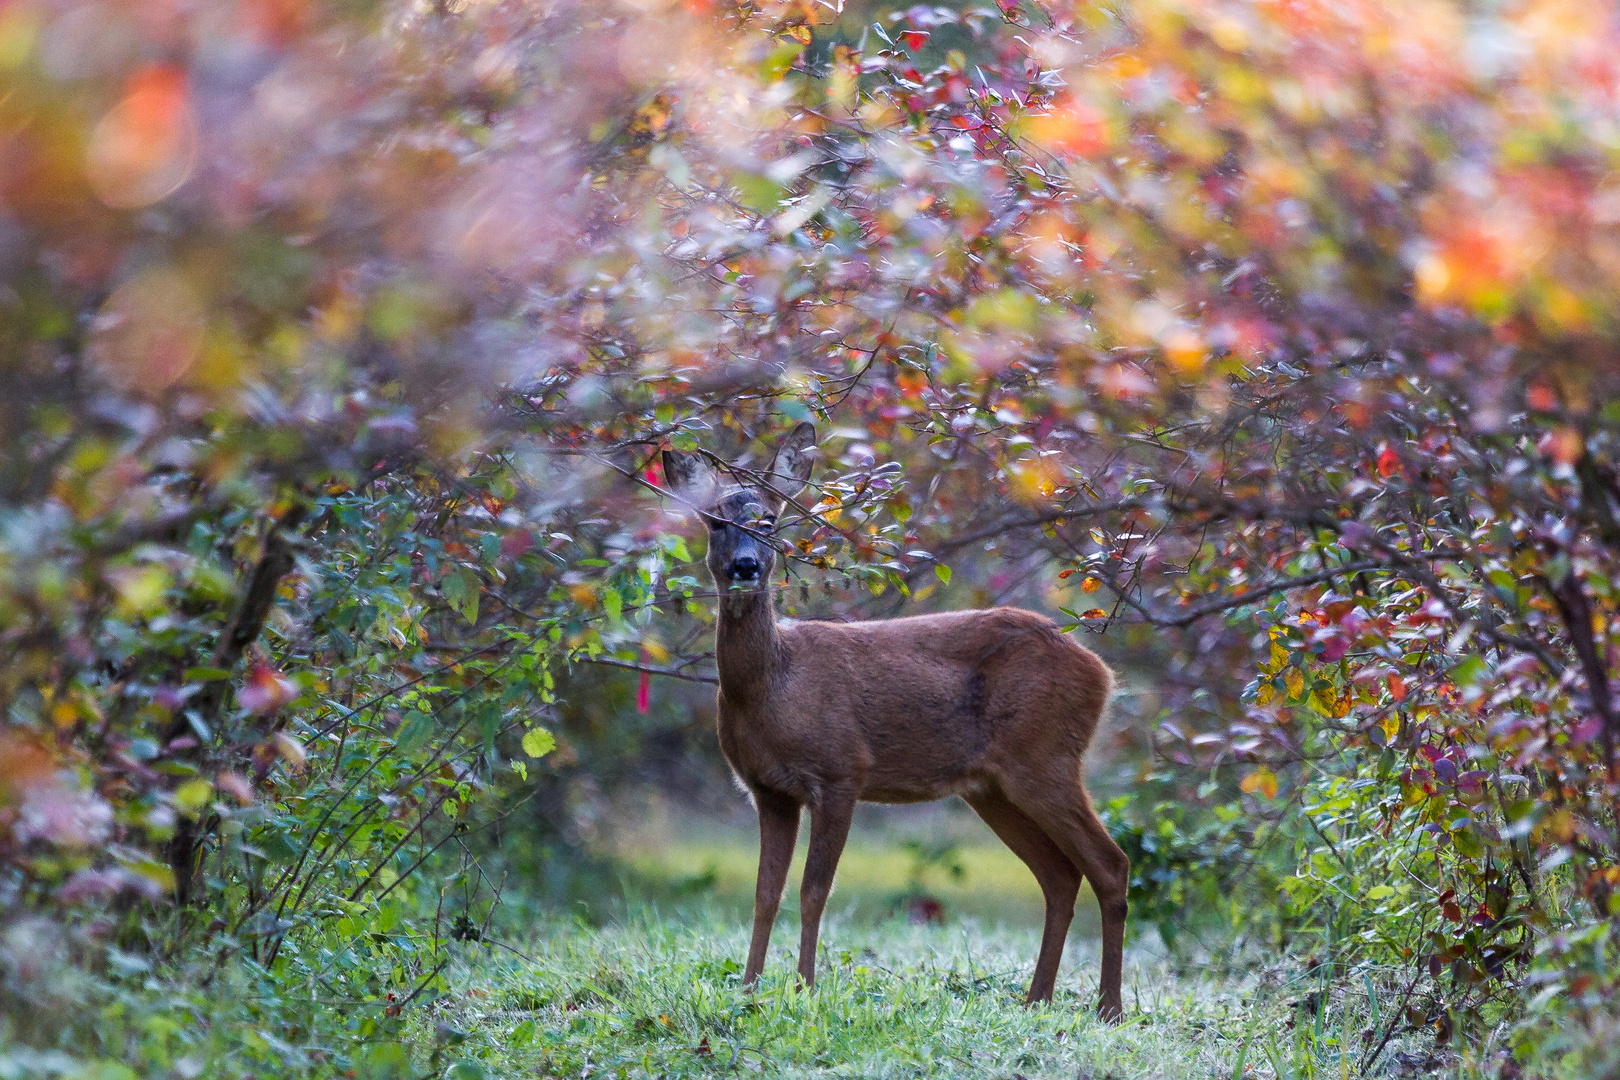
706 517 726 531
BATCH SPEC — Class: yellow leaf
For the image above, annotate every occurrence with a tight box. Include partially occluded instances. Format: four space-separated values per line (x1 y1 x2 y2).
274 733 306 768
1284 666 1305 699
1380 715 1401 743
1081 576 1101 594
1310 686 1344 717
123 855 176 894
110 565 171 619
174 778 213 817
521 728 556 759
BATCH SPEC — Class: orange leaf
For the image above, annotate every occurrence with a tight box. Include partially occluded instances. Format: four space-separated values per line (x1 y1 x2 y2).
1240 766 1279 800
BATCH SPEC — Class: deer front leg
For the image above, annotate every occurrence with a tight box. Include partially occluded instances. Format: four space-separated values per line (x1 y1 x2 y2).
744 789 800 987
796 787 856 987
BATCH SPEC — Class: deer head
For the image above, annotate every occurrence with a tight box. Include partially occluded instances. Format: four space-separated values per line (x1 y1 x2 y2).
661 421 817 588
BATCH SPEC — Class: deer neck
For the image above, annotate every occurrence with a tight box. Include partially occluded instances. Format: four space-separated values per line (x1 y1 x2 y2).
716 584 780 705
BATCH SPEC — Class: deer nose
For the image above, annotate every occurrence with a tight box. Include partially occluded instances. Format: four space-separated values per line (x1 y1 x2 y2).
729 555 759 580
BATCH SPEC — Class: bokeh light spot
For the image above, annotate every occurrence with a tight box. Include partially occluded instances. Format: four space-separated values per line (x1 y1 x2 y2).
85 64 198 209
89 268 207 394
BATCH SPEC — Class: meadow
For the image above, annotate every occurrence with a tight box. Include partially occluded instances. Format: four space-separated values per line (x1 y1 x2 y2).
0 806 1524 1079
411 813 1466 1080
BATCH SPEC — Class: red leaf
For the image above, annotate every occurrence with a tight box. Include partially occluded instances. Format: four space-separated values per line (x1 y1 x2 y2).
239 662 297 716
901 30 930 50
1376 444 1403 479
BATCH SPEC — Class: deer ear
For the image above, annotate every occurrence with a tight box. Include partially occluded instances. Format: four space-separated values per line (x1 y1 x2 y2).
661 449 719 509
765 421 817 510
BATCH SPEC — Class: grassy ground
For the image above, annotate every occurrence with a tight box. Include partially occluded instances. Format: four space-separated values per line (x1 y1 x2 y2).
412 810 1475 1079
426 909 1465 1080
0 811 1493 1080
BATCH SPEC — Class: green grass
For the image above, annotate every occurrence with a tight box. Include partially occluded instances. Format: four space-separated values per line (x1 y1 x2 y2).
0 816 1493 1079
604 801 1091 932
615 835 1060 930
425 907 1467 1079
404 813 1471 1079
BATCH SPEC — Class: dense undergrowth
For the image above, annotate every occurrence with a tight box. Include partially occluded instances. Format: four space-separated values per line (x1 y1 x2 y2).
1 808 1612 1079
0 889 1593 1080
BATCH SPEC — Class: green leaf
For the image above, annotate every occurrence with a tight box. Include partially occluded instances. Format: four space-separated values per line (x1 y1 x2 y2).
733 172 785 214
1366 885 1395 901
759 39 805 82
521 728 556 759
934 564 952 586
441 571 465 606
183 666 233 682
396 712 435 756
602 586 622 622
76 1064 137 1080
459 568 481 624
119 853 176 894
1449 654 1487 687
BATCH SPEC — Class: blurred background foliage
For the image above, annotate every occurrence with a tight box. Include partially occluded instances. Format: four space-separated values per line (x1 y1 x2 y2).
2 0 1620 1075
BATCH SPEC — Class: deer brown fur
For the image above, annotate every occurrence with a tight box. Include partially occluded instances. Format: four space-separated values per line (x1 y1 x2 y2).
663 422 1129 1022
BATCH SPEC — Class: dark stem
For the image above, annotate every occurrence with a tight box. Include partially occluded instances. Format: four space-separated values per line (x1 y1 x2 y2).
1548 571 1619 779
1547 570 1620 888
166 504 308 907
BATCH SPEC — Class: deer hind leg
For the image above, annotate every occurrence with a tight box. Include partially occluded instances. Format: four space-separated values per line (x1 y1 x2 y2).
964 789 1081 1005
744 789 800 987
795 786 856 987
1005 779 1130 1023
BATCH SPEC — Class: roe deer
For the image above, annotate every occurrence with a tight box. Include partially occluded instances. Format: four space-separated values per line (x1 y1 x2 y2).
663 422 1129 1022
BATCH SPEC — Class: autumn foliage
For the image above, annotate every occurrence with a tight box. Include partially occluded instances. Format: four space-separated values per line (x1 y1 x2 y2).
2 0 1620 1071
